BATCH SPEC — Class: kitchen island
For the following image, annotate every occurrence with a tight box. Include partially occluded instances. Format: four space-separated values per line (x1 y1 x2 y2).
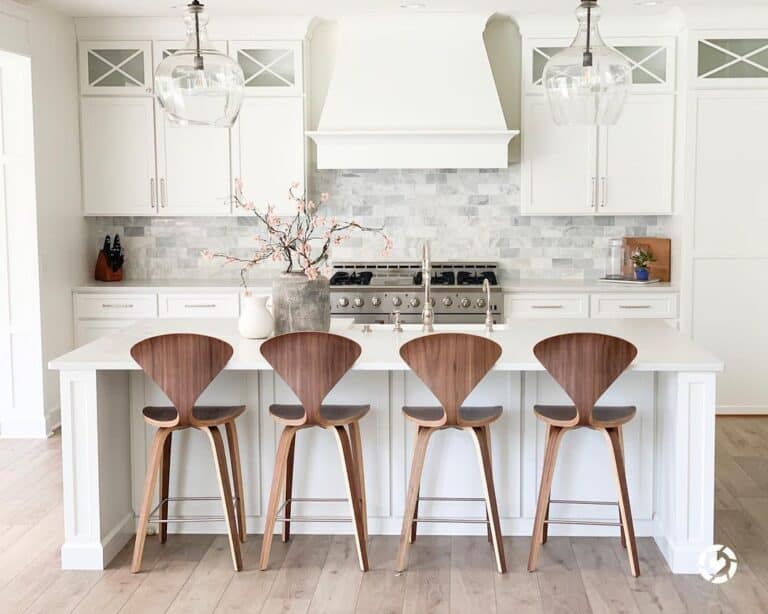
49 318 722 573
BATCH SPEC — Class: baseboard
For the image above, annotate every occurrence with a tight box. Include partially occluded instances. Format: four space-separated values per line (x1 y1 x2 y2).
717 406 768 416
45 405 61 434
0 405 60 438
61 512 134 570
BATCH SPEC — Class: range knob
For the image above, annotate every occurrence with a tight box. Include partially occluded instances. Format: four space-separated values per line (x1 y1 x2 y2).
337 297 349 307
371 297 381 307
353 297 364 307
460 297 472 308
476 298 487 308
392 296 403 307
442 296 453 307
409 297 420 308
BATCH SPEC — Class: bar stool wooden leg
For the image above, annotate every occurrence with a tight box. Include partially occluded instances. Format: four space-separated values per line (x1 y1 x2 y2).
260 426 298 570
281 433 296 543
528 425 565 572
410 489 420 544
397 426 434 572
158 431 172 544
483 426 493 544
470 426 507 573
331 425 369 571
617 426 627 549
541 425 550 545
348 421 368 544
605 427 639 577
224 421 247 544
132 428 171 573
205 425 242 571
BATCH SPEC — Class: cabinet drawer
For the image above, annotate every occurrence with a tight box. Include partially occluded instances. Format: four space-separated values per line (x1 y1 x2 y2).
159 293 240 318
505 293 589 318
75 293 158 319
590 293 678 319
75 319 136 347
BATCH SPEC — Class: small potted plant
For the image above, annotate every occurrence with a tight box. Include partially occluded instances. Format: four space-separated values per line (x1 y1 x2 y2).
630 248 655 281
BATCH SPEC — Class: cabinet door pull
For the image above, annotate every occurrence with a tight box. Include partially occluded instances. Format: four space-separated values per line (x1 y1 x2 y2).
160 178 167 208
150 178 156 208
591 176 597 210
532 305 564 309
619 304 651 309
101 303 134 309
184 303 218 308
600 177 607 208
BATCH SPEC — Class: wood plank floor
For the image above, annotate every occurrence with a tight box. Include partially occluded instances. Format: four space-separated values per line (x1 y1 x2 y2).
0 416 766 613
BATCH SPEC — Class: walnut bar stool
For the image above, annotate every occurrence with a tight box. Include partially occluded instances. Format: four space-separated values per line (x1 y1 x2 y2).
259 332 369 572
130 333 246 573
397 333 507 574
528 332 640 577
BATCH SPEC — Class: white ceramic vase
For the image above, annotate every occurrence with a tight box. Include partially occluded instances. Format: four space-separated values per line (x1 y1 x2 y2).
238 293 273 339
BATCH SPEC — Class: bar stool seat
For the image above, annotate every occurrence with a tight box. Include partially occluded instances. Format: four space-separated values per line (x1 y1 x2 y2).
269 403 369 425
533 404 636 427
403 405 503 426
143 405 246 427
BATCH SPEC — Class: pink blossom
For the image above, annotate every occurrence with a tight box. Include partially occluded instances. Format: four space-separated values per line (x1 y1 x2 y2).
200 249 215 261
234 178 244 192
320 192 330 203
305 266 320 280
307 200 316 211
291 181 301 189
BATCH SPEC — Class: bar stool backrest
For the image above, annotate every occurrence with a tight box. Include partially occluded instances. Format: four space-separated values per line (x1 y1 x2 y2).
260 332 362 426
533 332 638 427
130 333 234 428
399 333 502 427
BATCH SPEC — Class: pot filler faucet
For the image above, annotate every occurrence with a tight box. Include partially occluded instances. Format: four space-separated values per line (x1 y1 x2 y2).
483 277 494 333
421 240 434 333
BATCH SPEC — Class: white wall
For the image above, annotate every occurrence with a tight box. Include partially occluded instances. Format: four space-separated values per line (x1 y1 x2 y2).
0 0 88 437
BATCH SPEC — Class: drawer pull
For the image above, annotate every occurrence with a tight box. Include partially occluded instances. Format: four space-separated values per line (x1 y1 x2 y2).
184 304 218 308
101 303 134 309
618 305 651 309
532 305 564 309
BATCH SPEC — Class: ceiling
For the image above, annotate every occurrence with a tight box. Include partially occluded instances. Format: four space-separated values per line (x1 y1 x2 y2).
22 0 760 19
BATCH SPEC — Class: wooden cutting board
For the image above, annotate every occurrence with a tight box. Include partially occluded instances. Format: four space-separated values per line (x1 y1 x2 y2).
622 237 671 282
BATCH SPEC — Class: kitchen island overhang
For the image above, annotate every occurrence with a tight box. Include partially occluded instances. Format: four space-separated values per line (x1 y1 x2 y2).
50 318 723 574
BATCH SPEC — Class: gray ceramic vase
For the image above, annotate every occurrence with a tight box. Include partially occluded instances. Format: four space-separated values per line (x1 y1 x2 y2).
271 272 331 335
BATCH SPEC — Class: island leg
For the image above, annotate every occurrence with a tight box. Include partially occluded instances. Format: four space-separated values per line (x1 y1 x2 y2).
59 370 134 570
654 371 717 574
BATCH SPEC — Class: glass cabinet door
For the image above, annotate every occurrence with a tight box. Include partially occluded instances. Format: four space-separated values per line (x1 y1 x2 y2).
230 41 302 95
697 38 768 86
79 41 153 95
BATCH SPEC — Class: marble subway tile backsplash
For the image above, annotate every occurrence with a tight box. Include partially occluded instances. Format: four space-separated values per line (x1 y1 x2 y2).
87 167 671 282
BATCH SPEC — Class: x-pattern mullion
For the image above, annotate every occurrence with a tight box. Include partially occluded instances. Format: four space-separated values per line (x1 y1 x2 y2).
533 48 557 86
239 48 294 86
88 48 144 87
614 46 666 84
699 39 768 79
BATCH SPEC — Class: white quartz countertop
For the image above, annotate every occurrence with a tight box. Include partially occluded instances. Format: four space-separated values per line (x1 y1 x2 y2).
73 279 677 294
50 317 720 373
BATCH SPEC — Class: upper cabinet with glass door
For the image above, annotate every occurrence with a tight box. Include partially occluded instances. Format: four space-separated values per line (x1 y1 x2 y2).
523 37 676 95
693 33 768 88
79 41 153 96
230 41 303 95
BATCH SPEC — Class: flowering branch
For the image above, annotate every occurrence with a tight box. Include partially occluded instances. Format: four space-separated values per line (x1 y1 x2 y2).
201 181 392 286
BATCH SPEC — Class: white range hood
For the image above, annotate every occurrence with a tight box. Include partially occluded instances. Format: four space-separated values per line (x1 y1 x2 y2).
307 14 518 170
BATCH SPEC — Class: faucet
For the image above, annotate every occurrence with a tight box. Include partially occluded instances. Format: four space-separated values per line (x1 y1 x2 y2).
483 278 494 333
421 241 434 333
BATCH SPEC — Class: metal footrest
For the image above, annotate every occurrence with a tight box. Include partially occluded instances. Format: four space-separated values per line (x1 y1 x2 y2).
147 495 240 524
544 498 622 527
413 495 488 525
274 497 352 525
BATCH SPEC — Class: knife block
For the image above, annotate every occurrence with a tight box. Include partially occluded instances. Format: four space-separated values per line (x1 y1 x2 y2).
94 250 123 282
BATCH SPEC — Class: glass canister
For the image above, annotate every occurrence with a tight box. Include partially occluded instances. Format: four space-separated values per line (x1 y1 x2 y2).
605 238 625 279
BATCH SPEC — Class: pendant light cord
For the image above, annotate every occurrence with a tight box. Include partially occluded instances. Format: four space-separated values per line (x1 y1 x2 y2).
190 0 204 70
583 1 593 67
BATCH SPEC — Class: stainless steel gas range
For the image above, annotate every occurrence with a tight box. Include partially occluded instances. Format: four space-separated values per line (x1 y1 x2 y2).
329 261 504 324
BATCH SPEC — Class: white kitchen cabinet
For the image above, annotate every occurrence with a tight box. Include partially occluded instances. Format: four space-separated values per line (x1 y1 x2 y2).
522 95 675 216
81 97 158 215
75 320 137 346
231 97 305 215
158 293 240 318
230 41 303 96
152 42 232 216
598 95 674 214
521 97 597 215
505 293 590 318
590 293 678 319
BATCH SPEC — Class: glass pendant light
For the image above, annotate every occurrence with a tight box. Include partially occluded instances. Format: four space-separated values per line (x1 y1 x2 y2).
154 0 244 127
544 0 631 126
